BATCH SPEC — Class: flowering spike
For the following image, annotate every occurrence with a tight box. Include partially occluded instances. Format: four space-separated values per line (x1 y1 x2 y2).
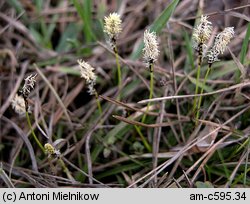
44 143 60 158
21 74 37 99
192 15 212 56
207 27 234 64
104 13 122 46
11 94 27 115
143 30 160 70
77 59 97 95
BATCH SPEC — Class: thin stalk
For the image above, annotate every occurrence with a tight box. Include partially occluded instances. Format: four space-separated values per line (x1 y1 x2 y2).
94 91 102 115
26 111 45 154
149 71 154 101
114 45 121 99
243 138 250 186
134 125 152 152
58 157 75 182
135 64 154 152
48 157 57 175
141 64 154 124
192 57 202 113
195 64 212 124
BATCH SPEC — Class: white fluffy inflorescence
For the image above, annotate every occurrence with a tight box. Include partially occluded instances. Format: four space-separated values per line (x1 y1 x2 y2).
11 94 27 115
143 30 160 68
192 15 212 54
22 74 37 99
104 13 122 42
207 27 234 64
77 59 97 95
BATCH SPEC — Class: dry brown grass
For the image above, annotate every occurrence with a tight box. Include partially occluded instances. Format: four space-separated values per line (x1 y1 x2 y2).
0 0 250 187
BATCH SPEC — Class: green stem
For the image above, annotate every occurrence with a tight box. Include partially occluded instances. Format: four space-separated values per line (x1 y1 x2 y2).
134 125 152 152
141 64 154 124
243 138 250 186
58 157 75 181
135 64 154 152
26 111 45 154
195 64 212 124
193 61 201 113
149 70 154 101
114 45 121 99
94 91 102 115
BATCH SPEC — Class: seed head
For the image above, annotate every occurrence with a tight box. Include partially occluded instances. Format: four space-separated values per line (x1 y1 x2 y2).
207 27 234 64
11 94 27 115
192 15 212 52
77 59 97 95
104 13 122 43
21 74 37 99
143 30 160 68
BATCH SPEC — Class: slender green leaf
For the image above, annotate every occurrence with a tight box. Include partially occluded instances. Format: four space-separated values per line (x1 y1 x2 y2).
209 61 236 79
29 26 44 45
150 0 179 33
56 23 79 52
6 0 25 15
96 161 148 179
42 15 58 49
72 0 96 43
240 23 250 64
184 30 195 72
235 23 250 82
188 76 213 92
217 149 230 179
195 181 214 188
244 138 250 186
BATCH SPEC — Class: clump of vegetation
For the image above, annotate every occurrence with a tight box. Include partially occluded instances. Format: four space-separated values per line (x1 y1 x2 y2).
0 0 250 188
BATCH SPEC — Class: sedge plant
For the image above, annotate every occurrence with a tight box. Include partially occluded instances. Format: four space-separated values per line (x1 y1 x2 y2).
134 30 159 152
141 30 160 124
12 74 45 154
77 59 102 115
104 13 122 99
192 15 212 116
196 27 234 123
44 143 75 181
12 74 74 179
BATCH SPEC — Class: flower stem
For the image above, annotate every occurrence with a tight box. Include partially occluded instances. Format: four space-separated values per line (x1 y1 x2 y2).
195 64 212 125
134 64 154 152
134 125 152 152
141 64 154 124
94 91 102 115
192 55 202 114
149 70 154 101
25 111 45 154
58 157 75 181
114 45 121 99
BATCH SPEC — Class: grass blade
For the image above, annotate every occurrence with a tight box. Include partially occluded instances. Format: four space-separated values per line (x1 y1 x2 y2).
184 30 195 72
72 0 96 43
56 23 79 52
240 23 250 64
236 22 250 82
